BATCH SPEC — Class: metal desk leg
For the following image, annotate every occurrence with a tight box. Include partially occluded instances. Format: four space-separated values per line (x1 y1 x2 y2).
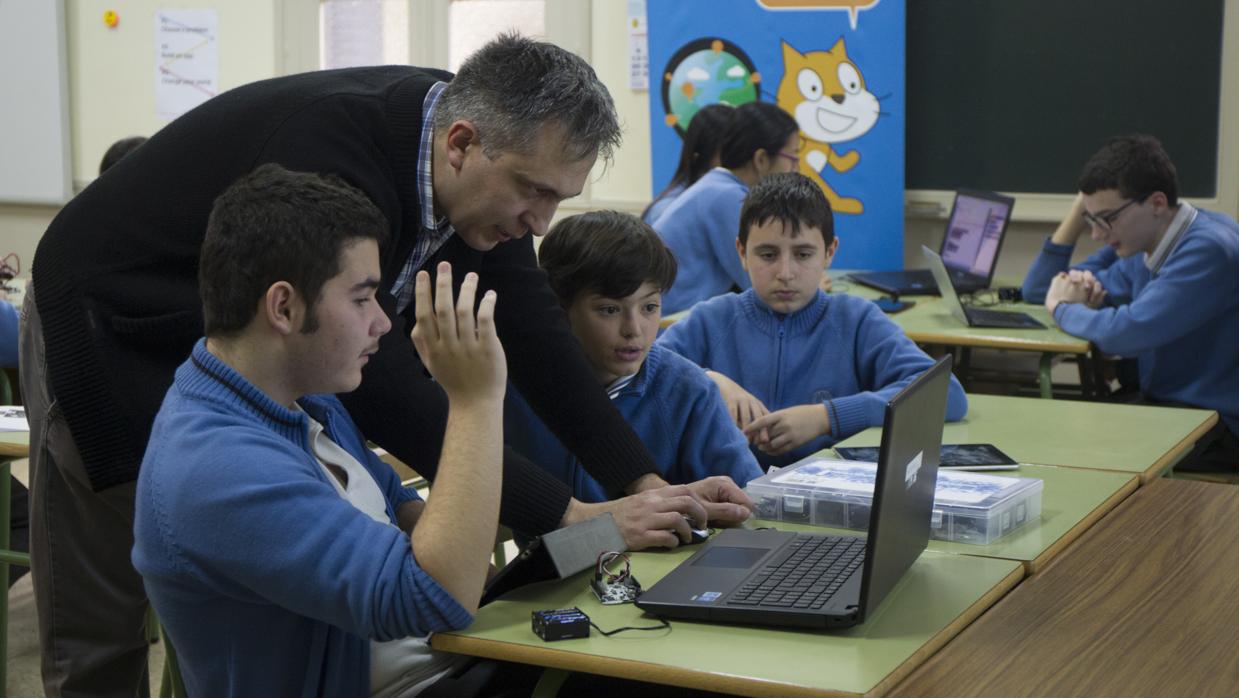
1039 353 1054 399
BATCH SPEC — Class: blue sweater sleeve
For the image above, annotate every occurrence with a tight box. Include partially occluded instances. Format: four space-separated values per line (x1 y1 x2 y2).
670 369 763 488
657 307 714 367
0 300 18 368
145 424 471 642
1055 234 1238 356
1021 239 1075 304
827 306 968 439
1021 239 1119 304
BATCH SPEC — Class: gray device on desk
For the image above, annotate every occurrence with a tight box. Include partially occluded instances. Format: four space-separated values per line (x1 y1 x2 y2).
636 356 951 630
850 189 1014 296
923 246 1046 329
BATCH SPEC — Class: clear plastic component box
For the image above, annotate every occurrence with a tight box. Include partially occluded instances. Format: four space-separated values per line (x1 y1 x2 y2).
746 456 1043 545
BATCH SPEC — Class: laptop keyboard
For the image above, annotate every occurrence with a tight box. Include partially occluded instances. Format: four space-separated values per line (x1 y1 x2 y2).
727 535 866 609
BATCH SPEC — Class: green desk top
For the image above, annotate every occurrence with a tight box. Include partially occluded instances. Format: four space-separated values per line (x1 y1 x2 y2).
830 273 1087 353
835 394 1218 483
433 549 1022 697
775 464 1137 574
0 431 27 459
664 272 1088 354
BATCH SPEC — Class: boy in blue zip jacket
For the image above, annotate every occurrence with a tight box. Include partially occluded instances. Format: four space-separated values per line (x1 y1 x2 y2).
504 211 761 517
133 165 530 696
658 173 968 470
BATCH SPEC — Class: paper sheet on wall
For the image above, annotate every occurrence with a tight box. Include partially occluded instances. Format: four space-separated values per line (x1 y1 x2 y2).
627 0 648 90
155 10 219 121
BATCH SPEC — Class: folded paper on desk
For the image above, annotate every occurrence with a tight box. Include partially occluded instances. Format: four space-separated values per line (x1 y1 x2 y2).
748 457 1042 545
481 512 625 606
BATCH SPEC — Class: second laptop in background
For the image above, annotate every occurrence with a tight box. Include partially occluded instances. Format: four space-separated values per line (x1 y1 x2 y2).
923 246 1045 329
851 189 1015 296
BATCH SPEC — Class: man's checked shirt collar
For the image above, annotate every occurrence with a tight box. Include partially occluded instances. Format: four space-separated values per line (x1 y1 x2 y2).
391 80 455 315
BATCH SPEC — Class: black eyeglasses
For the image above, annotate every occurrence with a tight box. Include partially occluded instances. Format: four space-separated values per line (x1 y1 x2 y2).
1081 193 1150 232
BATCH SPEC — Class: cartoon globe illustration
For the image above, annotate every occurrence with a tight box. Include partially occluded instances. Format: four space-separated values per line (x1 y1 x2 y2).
661 38 761 134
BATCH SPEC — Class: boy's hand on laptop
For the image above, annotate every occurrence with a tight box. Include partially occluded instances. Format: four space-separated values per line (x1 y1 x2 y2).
684 476 753 525
744 404 829 456
410 263 506 404
706 370 770 430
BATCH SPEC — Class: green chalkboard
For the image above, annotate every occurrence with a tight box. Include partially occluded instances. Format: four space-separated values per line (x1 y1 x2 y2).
906 0 1224 197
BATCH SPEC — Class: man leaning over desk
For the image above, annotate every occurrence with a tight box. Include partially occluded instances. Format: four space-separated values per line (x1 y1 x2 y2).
22 34 751 696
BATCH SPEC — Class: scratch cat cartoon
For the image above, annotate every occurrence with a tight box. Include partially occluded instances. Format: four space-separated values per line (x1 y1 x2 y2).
776 39 879 214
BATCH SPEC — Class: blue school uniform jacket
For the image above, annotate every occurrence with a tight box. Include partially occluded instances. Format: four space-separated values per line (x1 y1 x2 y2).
1053 207 1239 436
653 168 752 313
133 340 472 697
658 290 968 469
504 343 761 504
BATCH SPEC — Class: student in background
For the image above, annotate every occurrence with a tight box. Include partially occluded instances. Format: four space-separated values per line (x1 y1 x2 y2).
1045 134 1239 471
505 211 760 537
99 136 148 175
653 101 800 314
659 173 968 470
134 164 530 696
642 103 734 226
1 279 23 590
0 294 15 368
1022 193 1123 304
1023 192 1140 393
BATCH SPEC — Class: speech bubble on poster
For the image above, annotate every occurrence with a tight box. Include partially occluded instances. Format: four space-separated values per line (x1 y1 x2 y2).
757 0 880 30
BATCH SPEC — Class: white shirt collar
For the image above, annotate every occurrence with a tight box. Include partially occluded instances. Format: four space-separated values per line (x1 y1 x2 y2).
1145 201 1197 273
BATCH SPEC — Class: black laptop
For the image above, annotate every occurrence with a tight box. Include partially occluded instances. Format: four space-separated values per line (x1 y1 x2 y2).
851 189 1015 296
635 356 952 630
922 246 1046 329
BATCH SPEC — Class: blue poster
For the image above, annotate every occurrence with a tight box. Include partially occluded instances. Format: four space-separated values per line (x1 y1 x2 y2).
647 0 904 270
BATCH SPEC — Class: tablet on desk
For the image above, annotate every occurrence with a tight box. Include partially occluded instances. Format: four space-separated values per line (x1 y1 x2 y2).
836 443 1018 470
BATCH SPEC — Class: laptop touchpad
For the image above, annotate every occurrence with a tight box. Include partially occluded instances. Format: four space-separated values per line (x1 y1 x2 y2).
692 546 769 569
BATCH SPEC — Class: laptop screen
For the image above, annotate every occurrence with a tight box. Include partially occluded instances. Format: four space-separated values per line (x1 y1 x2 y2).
939 191 1013 277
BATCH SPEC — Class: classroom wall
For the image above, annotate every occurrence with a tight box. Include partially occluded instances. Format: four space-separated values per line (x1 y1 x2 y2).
0 0 317 274
4 0 1235 284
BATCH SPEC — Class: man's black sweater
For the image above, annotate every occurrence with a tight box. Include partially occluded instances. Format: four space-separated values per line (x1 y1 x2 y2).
33 66 659 535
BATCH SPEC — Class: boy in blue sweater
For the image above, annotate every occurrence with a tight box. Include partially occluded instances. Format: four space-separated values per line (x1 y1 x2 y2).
1044 135 1239 471
505 211 760 526
658 173 968 469
133 165 526 696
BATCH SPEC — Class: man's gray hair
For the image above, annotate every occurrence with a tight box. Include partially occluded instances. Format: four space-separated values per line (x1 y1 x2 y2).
434 33 622 163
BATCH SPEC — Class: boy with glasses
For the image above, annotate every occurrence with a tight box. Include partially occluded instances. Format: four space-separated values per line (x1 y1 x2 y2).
1045 134 1239 471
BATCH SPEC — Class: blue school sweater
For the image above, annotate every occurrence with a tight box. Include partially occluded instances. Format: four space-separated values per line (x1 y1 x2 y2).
653 168 752 313
643 183 685 226
0 300 17 367
504 343 761 503
658 290 968 468
1053 208 1239 436
133 340 471 697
